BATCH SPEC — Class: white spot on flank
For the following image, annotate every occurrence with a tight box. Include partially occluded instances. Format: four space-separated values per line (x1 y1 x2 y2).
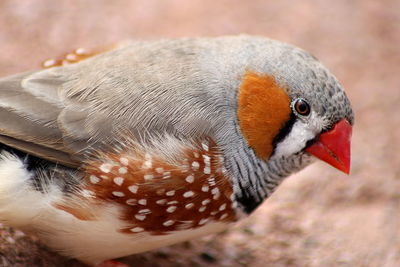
183 191 194 198
166 206 177 213
155 167 164 174
126 199 137 205
167 200 178 205
89 175 100 184
118 167 128 174
191 161 200 170
211 187 220 195
135 214 146 221
178 221 193 230
142 154 152 169
185 175 194 183
81 189 95 198
138 199 147 205
194 152 200 158
138 209 151 214
220 213 228 220
99 163 113 173
120 157 129 165
156 199 167 205
219 203 227 211
182 159 189 168
166 190 175 196
130 227 144 233
201 185 209 192
144 174 154 180
203 166 211 174
142 160 152 169
199 218 209 225
199 206 206 212
201 143 209 151
211 187 221 200
100 175 109 179
203 155 211 165
163 172 171 179
202 199 211 205
128 185 138 194
113 177 124 186
163 220 175 227
210 211 218 216
208 176 216 186
112 191 125 197
185 203 194 209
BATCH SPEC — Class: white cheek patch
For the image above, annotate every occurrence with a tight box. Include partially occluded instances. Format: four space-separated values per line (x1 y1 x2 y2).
272 113 324 158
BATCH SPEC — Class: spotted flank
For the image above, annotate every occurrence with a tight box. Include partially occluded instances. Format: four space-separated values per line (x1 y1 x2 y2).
73 140 238 235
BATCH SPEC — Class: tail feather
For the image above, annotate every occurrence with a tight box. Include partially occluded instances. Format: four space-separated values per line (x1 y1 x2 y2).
0 152 52 228
0 150 81 229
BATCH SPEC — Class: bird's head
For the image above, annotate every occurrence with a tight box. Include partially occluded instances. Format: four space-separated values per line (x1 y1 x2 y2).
236 40 354 175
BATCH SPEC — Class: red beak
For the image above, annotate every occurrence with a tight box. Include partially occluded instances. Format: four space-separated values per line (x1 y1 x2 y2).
305 119 352 174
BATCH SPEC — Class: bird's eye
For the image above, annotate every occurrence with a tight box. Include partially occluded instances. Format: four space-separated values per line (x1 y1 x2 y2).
293 98 310 116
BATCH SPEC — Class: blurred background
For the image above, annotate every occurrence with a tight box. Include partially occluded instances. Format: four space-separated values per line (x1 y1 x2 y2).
0 0 399 266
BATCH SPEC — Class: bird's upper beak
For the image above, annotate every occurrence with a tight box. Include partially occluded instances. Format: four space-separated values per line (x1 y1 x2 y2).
305 119 352 174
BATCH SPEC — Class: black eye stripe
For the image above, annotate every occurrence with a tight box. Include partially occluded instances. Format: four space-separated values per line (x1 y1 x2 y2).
271 98 311 156
271 112 297 155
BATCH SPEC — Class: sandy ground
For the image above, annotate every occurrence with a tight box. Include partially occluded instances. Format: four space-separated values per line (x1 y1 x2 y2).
0 0 399 266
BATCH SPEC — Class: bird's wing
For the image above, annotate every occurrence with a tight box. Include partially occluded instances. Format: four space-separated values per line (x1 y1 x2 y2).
0 40 217 168
0 69 78 166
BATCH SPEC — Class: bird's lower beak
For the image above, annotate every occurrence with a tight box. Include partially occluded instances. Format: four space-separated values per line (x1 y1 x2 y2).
305 119 352 174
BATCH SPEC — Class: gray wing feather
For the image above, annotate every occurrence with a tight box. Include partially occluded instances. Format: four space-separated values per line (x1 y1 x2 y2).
0 70 79 166
0 61 119 166
0 38 235 167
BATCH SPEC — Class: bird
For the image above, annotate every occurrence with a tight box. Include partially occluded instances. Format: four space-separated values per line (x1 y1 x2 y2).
0 35 353 266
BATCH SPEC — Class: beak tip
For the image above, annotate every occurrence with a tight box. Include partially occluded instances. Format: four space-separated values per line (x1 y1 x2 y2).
341 164 351 175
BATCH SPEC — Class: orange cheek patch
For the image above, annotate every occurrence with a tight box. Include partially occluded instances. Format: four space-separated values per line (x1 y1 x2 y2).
237 71 291 159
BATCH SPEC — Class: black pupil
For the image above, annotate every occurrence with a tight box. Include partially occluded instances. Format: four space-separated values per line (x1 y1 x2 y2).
296 100 309 115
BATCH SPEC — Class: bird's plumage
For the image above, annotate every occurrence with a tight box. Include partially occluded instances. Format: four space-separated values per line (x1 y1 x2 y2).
0 35 353 265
